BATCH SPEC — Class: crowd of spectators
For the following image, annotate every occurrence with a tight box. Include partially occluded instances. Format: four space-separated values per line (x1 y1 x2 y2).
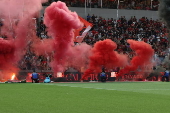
18 51 52 71
16 13 169 71
43 0 159 11
84 14 169 62
0 2 168 71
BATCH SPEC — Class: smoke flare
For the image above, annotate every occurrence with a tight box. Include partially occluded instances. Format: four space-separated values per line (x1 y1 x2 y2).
118 39 154 77
0 0 47 81
44 1 86 73
82 39 128 80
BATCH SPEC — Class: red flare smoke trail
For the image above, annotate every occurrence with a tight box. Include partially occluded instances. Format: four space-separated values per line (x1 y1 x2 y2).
82 39 128 80
0 38 16 80
44 1 83 73
118 39 154 76
0 0 47 81
0 38 15 66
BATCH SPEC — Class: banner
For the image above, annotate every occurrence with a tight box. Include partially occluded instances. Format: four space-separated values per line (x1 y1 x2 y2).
74 16 93 43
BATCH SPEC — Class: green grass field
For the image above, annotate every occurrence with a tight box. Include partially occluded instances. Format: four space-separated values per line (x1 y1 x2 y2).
0 82 170 113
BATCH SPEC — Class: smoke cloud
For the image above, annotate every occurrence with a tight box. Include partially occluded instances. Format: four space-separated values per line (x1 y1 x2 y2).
82 39 128 80
0 38 17 81
118 39 154 77
0 0 47 81
31 37 54 56
159 0 170 29
66 43 92 72
0 0 157 81
44 1 93 74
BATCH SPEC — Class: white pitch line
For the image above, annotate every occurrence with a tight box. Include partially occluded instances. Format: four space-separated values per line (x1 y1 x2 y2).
41 84 123 91
139 89 170 90
40 83 170 91
69 86 79 87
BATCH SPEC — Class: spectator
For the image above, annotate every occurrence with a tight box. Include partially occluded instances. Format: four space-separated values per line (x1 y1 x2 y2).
42 0 160 11
13 13 168 75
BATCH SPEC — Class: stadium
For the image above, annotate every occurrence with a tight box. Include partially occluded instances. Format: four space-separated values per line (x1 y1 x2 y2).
0 0 170 113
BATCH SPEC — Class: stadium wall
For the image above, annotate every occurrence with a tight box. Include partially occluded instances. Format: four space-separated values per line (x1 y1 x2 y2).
41 6 159 20
69 7 159 20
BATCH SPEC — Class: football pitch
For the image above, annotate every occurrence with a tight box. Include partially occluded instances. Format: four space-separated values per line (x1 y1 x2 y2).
0 82 170 113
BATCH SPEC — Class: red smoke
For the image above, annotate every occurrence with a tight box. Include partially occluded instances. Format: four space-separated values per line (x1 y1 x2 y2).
82 39 128 80
118 39 154 76
31 37 54 56
0 38 16 66
0 0 156 82
0 38 18 81
0 0 47 81
44 1 87 73
66 43 92 72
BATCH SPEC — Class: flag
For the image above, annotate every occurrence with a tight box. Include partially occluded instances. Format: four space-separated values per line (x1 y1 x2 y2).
74 16 93 43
